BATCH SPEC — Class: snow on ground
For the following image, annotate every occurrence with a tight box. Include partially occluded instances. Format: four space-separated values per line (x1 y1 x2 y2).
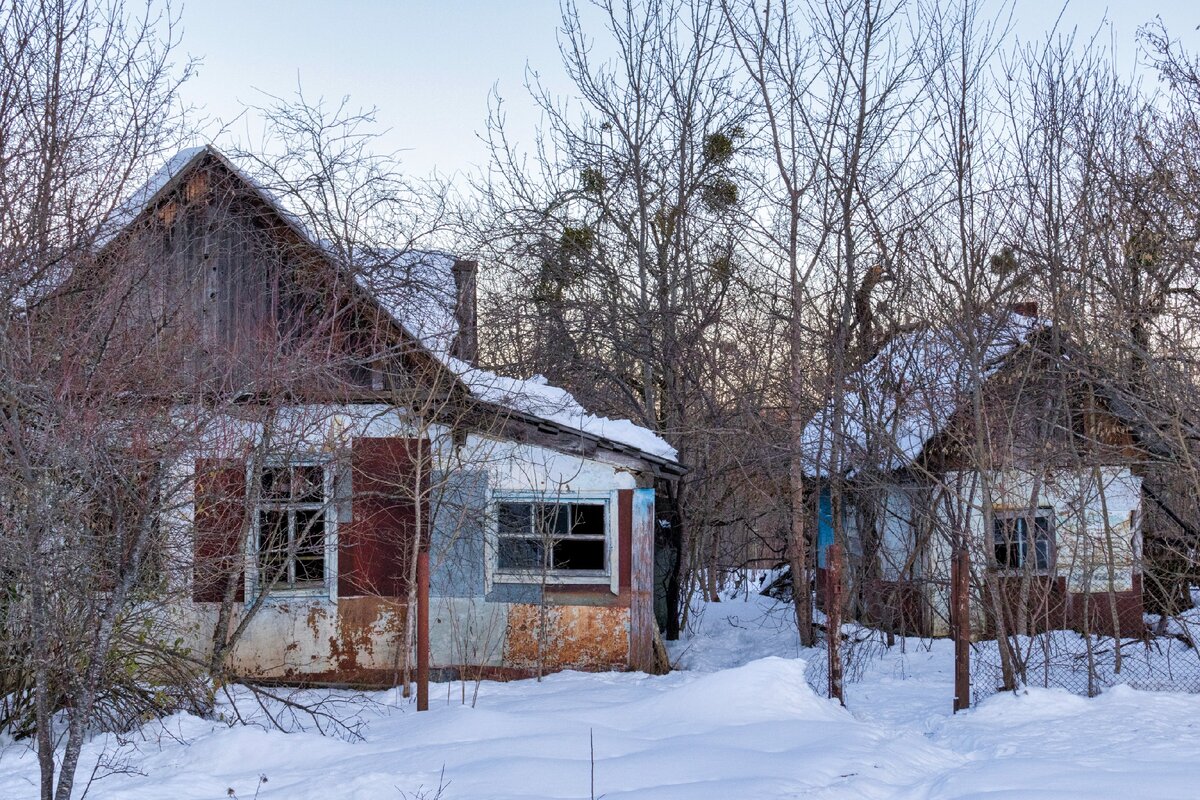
3 593 1199 799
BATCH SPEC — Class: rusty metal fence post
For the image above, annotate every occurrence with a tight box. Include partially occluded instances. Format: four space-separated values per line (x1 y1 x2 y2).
952 546 970 712
417 550 430 712
826 542 845 705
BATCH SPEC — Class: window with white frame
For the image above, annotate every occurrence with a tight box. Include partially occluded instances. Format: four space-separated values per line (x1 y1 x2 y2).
495 499 608 577
255 462 330 591
992 507 1054 571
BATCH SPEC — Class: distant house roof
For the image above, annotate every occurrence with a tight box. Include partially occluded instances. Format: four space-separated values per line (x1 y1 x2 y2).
104 146 680 470
801 309 1047 477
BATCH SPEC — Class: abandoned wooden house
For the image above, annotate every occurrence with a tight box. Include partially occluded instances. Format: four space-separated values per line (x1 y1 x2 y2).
73 145 683 684
800 306 1185 640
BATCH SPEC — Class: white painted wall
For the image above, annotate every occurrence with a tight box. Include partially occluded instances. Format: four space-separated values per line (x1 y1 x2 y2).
935 466 1142 591
864 466 1142 637
877 488 918 582
166 403 644 679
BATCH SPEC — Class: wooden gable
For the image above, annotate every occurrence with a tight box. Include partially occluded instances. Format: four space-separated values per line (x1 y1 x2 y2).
46 150 459 405
916 334 1145 474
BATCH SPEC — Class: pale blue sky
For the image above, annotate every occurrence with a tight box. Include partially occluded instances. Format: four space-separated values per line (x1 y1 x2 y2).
178 1 1200 179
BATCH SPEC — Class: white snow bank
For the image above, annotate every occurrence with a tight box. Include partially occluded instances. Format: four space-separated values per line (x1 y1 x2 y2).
615 657 844 730
444 356 678 462
4 593 1199 799
0 658 947 800
922 684 1200 800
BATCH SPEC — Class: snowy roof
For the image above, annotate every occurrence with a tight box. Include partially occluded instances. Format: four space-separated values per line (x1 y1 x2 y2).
105 146 679 468
353 250 459 356
97 145 320 252
97 146 209 248
801 310 1046 476
443 357 679 462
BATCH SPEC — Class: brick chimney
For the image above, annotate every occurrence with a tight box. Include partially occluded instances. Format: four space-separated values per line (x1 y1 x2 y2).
450 258 478 364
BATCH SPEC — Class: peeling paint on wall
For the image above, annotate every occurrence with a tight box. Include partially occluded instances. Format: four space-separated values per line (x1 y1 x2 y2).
216 596 406 683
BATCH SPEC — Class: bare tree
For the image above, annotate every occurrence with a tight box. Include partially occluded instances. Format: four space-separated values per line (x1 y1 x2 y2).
0 2 202 797
472 0 760 639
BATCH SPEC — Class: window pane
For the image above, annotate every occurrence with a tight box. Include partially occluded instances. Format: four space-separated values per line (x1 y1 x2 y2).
295 509 325 552
294 553 324 583
292 465 325 503
498 537 543 570
294 509 326 583
571 504 605 537
993 518 1019 569
993 520 1032 568
258 510 288 583
1033 536 1052 570
1033 515 1052 570
997 540 1019 569
260 467 287 501
552 538 605 571
536 504 570 538
498 503 532 536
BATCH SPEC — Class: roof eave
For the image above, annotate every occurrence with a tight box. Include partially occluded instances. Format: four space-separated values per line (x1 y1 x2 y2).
480 400 686 478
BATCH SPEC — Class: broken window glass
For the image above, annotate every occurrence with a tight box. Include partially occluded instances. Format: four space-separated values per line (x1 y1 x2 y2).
495 499 608 576
257 463 328 590
992 508 1054 571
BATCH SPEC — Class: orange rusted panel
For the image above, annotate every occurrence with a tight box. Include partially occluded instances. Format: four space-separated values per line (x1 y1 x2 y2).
504 603 630 672
330 596 406 674
226 596 408 684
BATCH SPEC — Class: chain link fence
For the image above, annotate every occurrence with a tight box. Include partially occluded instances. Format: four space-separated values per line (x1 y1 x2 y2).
970 593 1200 700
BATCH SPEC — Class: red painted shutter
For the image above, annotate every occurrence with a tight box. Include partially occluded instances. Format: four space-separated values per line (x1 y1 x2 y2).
340 437 427 598
193 458 246 602
618 489 633 591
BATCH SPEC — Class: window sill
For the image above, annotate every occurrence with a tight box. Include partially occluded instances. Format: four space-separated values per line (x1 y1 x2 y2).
493 571 611 586
248 585 333 603
990 569 1057 578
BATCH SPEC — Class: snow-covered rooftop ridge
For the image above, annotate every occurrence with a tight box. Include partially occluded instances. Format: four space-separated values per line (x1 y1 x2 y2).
801 309 1047 475
98 145 319 250
97 146 209 247
442 356 679 463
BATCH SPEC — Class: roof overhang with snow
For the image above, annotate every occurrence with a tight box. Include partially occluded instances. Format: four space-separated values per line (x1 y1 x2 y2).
800 310 1048 478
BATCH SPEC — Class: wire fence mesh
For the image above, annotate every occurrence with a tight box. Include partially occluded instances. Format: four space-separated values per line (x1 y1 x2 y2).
969 592 1200 700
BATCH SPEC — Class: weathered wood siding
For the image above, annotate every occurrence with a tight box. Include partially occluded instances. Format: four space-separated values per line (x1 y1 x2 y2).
96 156 376 390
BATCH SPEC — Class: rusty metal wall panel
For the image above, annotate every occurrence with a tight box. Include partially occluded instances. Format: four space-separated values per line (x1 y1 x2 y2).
192 459 246 603
224 595 406 684
340 437 427 598
503 603 630 671
629 488 656 672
